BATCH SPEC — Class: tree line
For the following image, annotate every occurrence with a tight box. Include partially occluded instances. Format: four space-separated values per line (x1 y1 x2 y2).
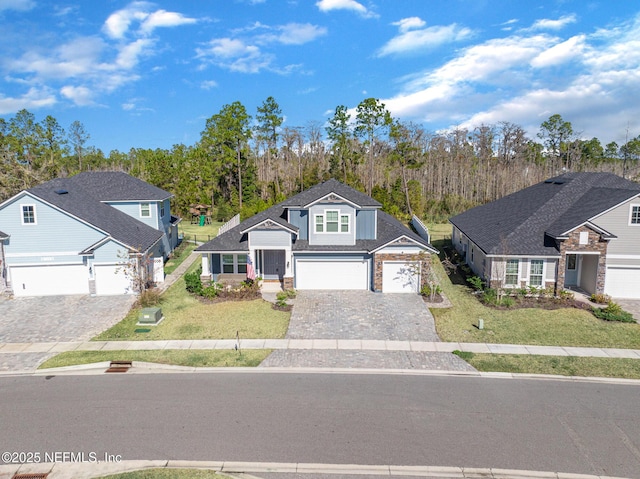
1 100 639 223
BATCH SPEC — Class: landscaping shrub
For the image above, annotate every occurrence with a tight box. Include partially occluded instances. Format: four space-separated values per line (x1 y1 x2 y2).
137 288 161 308
467 276 484 291
592 301 635 323
185 266 204 295
481 288 498 305
500 296 515 308
590 293 611 304
421 283 442 296
203 284 220 299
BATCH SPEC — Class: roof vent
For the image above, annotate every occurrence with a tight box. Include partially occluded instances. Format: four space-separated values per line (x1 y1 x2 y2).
54 189 68 195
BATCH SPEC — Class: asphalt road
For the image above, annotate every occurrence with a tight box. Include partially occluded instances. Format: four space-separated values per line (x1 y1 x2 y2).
1 372 639 478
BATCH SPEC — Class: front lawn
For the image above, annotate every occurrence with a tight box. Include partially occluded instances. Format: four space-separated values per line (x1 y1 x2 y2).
458 352 640 379
430 255 640 349
100 469 223 479
39 349 271 369
94 262 290 341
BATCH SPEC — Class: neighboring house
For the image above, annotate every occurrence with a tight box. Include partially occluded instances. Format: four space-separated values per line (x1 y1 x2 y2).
196 179 438 293
450 172 640 299
0 171 180 297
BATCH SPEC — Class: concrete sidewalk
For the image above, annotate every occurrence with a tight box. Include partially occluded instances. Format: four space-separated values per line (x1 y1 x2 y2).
1 338 639 358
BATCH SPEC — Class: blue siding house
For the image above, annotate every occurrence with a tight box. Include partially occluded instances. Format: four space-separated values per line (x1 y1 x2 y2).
0 172 180 297
196 179 438 293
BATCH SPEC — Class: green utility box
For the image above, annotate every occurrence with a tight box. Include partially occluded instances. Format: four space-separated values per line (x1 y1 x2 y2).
139 307 163 325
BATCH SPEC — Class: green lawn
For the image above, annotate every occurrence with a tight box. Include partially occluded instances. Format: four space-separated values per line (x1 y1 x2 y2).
459 352 640 379
425 222 451 241
179 221 223 244
163 242 197 275
100 469 223 479
39 349 271 369
430 253 640 349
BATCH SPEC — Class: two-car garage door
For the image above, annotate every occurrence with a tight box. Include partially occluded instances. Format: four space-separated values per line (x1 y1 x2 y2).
10 264 89 297
605 267 640 299
295 260 369 290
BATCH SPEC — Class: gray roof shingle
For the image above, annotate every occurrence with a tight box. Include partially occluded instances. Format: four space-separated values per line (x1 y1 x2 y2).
282 178 382 208
28 178 164 252
68 171 173 202
450 172 640 256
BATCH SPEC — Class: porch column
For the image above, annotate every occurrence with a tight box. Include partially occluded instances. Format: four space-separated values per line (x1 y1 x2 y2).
283 247 294 290
200 253 212 281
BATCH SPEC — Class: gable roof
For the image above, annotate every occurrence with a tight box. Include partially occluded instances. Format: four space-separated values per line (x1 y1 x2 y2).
68 171 173 202
450 172 640 256
196 179 436 254
27 177 164 252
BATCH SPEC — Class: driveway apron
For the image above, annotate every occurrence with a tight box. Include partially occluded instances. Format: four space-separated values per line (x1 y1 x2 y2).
0 294 135 371
261 291 474 371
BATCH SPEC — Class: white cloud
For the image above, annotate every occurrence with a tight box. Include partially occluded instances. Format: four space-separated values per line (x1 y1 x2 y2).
378 22 474 57
531 35 586 68
60 85 94 106
196 38 271 73
0 0 34 12
122 102 135 110
393 17 426 33
316 0 377 18
0 87 56 114
103 2 196 39
269 23 327 45
201 80 218 90
530 14 577 31
139 9 197 35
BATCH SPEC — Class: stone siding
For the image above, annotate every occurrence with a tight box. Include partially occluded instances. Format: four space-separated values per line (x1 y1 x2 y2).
373 252 432 292
556 226 608 294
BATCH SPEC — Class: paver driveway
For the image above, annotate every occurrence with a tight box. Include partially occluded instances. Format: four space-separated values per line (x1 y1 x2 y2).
615 299 640 322
261 290 474 371
0 294 135 371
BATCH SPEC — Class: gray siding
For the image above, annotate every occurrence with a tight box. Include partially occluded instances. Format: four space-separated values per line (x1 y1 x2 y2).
308 203 355 246
593 197 640 256
250 229 291 248
288 209 308 240
356 209 376 240
107 201 158 229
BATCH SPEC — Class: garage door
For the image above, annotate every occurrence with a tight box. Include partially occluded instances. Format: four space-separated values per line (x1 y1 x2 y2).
295 260 369 290
382 261 420 293
94 264 134 295
10 264 89 297
605 267 640 299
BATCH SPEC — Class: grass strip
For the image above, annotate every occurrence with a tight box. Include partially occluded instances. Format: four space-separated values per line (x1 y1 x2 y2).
456 352 640 379
38 349 271 369
163 242 197 275
100 468 223 478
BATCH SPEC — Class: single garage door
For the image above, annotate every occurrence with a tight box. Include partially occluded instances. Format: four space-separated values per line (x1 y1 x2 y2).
10 264 89 297
605 267 640 299
295 260 369 290
382 261 420 293
94 264 134 295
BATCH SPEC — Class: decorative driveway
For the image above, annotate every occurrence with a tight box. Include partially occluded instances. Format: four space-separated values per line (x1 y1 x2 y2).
260 291 475 371
615 299 640 322
0 294 135 371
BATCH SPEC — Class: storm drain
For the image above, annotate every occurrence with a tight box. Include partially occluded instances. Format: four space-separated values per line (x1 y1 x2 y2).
105 360 132 373
13 473 49 479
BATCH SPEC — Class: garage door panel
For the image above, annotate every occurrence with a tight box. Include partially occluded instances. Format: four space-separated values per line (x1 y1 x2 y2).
10 264 89 297
295 260 368 290
383 261 420 293
605 267 640 299
94 264 134 295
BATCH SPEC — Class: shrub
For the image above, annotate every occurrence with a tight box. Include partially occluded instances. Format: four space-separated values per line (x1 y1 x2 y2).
592 301 635 323
203 283 220 299
467 276 484 291
185 266 203 295
590 293 611 304
481 288 498 305
420 283 442 296
557 289 575 301
500 296 515 308
137 288 161 308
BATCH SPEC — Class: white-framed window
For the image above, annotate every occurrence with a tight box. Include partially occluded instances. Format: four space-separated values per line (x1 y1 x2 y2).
160 202 165 218
221 254 247 274
529 259 544 287
505 259 519 286
579 231 589 245
21 204 36 225
140 202 151 218
314 210 350 233
630 204 640 225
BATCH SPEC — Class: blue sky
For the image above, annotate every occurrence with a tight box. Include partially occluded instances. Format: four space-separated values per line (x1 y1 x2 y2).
1 0 639 153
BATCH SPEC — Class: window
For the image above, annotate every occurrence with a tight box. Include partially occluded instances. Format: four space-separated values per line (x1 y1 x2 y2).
21 205 36 224
529 260 544 287
222 254 247 274
631 205 640 225
579 231 588 245
160 202 165 218
505 259 519 286
140 202 151 218
315 210 350 233
567 254 577 270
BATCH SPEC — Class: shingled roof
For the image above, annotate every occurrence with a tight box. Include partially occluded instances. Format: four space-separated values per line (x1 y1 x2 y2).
450 172 640 256
282 178 382 208
0 230 8 239
68 171 173 202
27 177 164 252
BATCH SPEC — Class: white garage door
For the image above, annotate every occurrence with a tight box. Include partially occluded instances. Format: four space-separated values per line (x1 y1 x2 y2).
94 264 134 295
295 260 369 290
605 267 640 299
382 261 420 293
10 264 89 297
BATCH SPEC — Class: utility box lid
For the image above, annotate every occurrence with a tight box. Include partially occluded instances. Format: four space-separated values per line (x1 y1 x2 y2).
139 307 163 324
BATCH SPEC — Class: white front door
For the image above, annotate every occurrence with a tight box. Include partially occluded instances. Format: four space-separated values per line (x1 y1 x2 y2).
295 260 369 290
382 261 420 293
10 264 89 297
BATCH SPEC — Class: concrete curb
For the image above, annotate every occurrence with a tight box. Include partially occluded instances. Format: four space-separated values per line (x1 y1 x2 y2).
0 460 633 479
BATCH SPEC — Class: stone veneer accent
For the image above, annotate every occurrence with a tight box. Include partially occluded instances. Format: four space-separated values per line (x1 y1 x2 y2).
373 252 432 292
556 225 608 294
283 276 294 290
